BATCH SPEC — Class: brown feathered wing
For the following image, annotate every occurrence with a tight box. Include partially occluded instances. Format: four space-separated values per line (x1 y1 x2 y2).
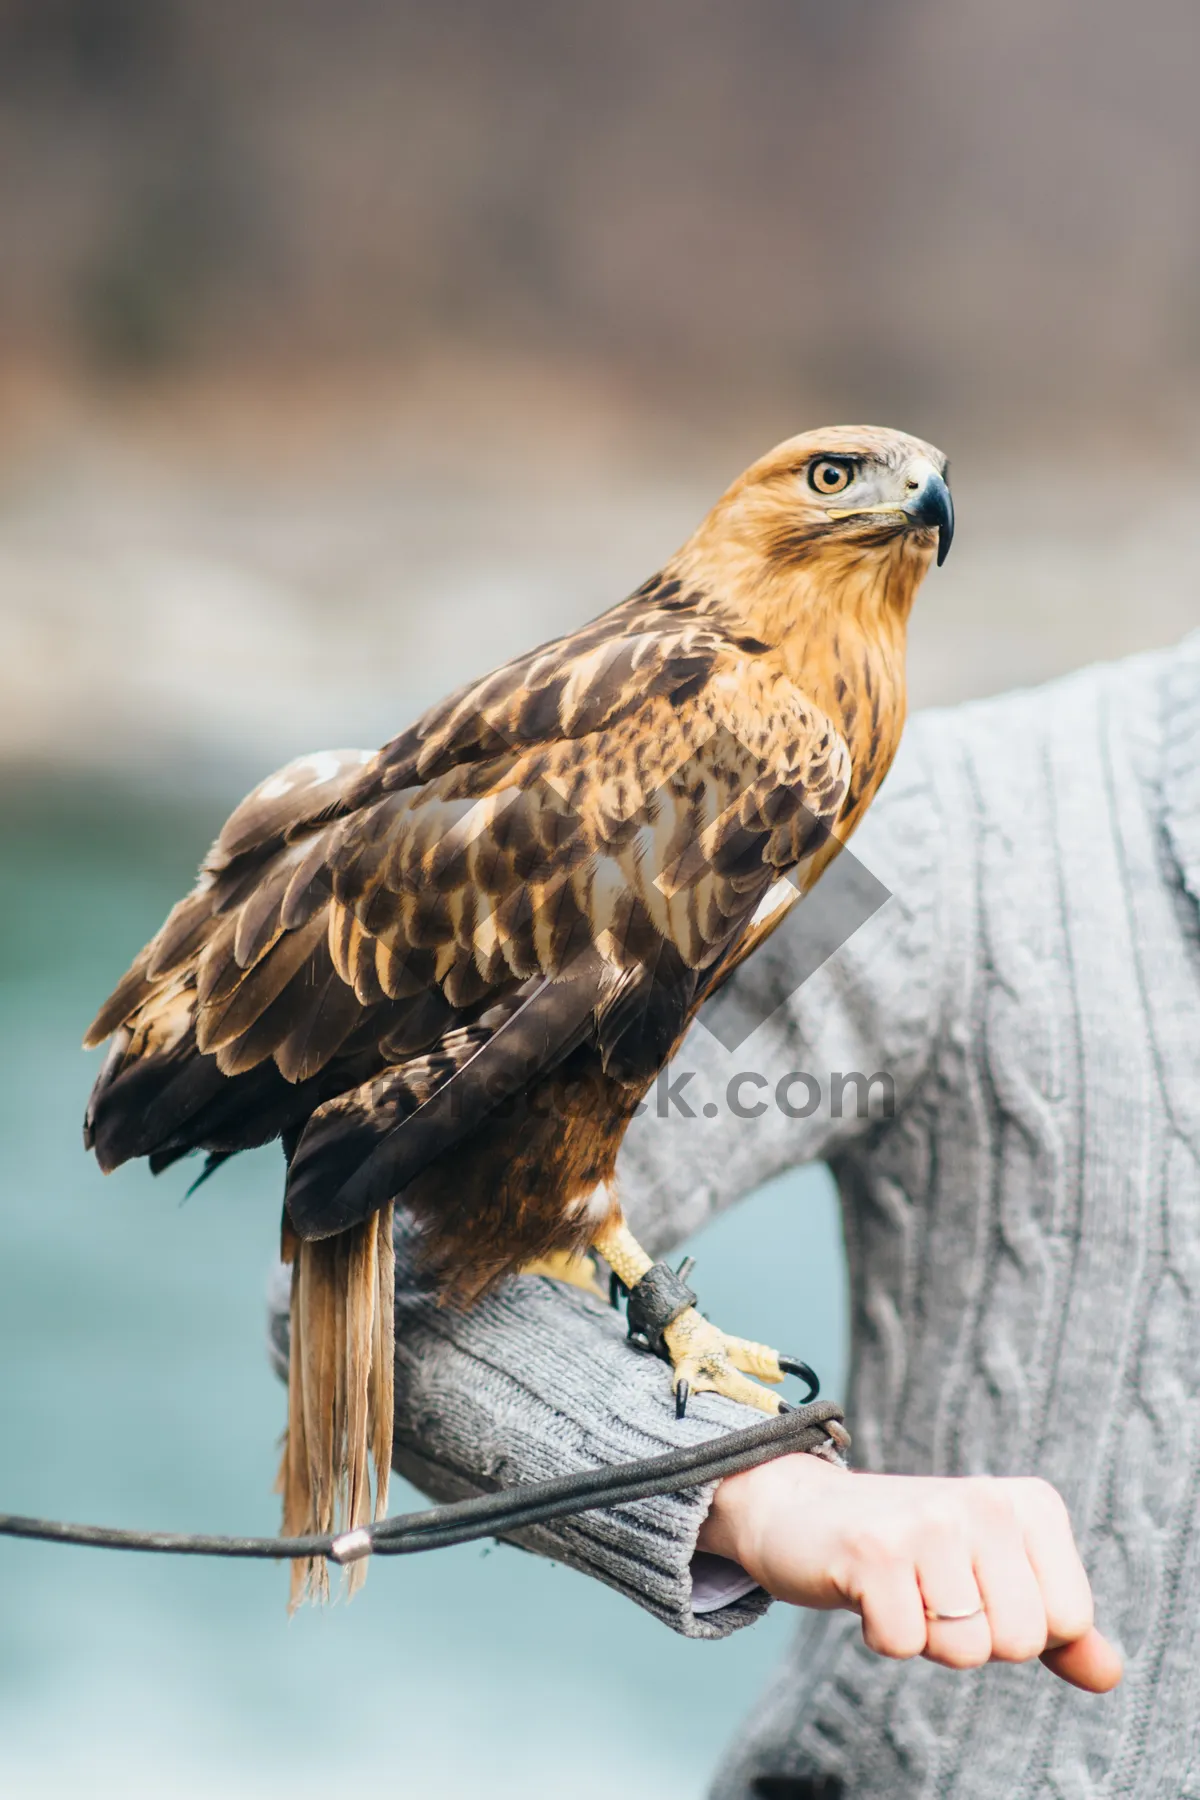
83 599 851 1599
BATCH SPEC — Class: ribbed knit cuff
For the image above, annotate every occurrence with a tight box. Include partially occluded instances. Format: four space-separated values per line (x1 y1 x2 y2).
267 1250 775 1639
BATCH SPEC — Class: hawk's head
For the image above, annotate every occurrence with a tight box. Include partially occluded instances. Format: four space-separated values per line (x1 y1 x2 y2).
695 424 954 589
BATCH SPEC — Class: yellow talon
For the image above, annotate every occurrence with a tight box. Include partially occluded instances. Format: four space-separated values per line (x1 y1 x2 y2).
662 1308 785 1416
520 1250 608 1300
720 1333 787 1383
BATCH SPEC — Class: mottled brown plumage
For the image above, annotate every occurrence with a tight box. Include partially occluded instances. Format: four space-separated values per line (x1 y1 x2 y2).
83 424 951 1601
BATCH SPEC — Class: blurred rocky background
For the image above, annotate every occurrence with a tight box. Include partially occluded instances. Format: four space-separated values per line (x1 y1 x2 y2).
2 0 1198 779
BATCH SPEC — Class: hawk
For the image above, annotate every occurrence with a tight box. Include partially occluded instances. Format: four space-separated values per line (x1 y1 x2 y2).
83 425 953 1601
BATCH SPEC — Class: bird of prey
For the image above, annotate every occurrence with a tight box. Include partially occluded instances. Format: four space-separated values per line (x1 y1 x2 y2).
83 424 952 1602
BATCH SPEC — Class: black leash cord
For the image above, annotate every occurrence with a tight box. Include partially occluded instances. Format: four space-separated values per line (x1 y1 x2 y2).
0 1402 846 1568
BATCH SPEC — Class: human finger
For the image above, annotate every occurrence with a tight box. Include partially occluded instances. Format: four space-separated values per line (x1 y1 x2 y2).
1011 1478 1122 1692
851 1550 928 1661
916 1516 991 1671
1012 1480 1095 1646
968 1485 1048 1663
1042 1628 1124 1693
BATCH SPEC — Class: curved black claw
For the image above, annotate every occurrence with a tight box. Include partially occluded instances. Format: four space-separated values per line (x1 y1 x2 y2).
609 1271 628 1310
675 1378 690 1420
779 1356 820 1403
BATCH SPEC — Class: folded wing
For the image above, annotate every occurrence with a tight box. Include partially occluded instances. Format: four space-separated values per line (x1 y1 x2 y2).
84 602 851 1239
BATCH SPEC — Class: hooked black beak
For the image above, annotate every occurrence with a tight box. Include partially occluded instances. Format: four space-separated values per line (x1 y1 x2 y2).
906 470 954 566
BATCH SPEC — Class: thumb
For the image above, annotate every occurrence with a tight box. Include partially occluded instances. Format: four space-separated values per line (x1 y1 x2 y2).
1041 1626 1123 1693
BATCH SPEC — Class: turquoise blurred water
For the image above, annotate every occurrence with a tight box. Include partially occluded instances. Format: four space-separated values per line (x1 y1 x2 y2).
0 777 847 1800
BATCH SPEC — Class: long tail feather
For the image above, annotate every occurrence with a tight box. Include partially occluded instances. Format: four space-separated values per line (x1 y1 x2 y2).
369 1213 395 1528
277 1202 395 1607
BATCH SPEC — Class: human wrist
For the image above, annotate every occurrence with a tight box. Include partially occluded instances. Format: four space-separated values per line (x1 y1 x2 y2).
698 1449 842 1579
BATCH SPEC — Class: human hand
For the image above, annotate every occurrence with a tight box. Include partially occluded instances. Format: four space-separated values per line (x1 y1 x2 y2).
697 1452 1122 1692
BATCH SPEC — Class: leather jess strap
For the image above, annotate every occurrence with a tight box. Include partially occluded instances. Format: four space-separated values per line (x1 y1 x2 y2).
0 1402 849 1569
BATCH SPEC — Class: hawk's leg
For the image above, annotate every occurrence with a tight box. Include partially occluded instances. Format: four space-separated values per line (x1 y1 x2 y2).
590 1210 796 1418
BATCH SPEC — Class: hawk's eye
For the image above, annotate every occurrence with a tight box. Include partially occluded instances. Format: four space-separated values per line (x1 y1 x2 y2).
808 458 854 496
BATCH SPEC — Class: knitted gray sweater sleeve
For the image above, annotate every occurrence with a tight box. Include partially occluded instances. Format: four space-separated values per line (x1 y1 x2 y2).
266 730 950 1641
